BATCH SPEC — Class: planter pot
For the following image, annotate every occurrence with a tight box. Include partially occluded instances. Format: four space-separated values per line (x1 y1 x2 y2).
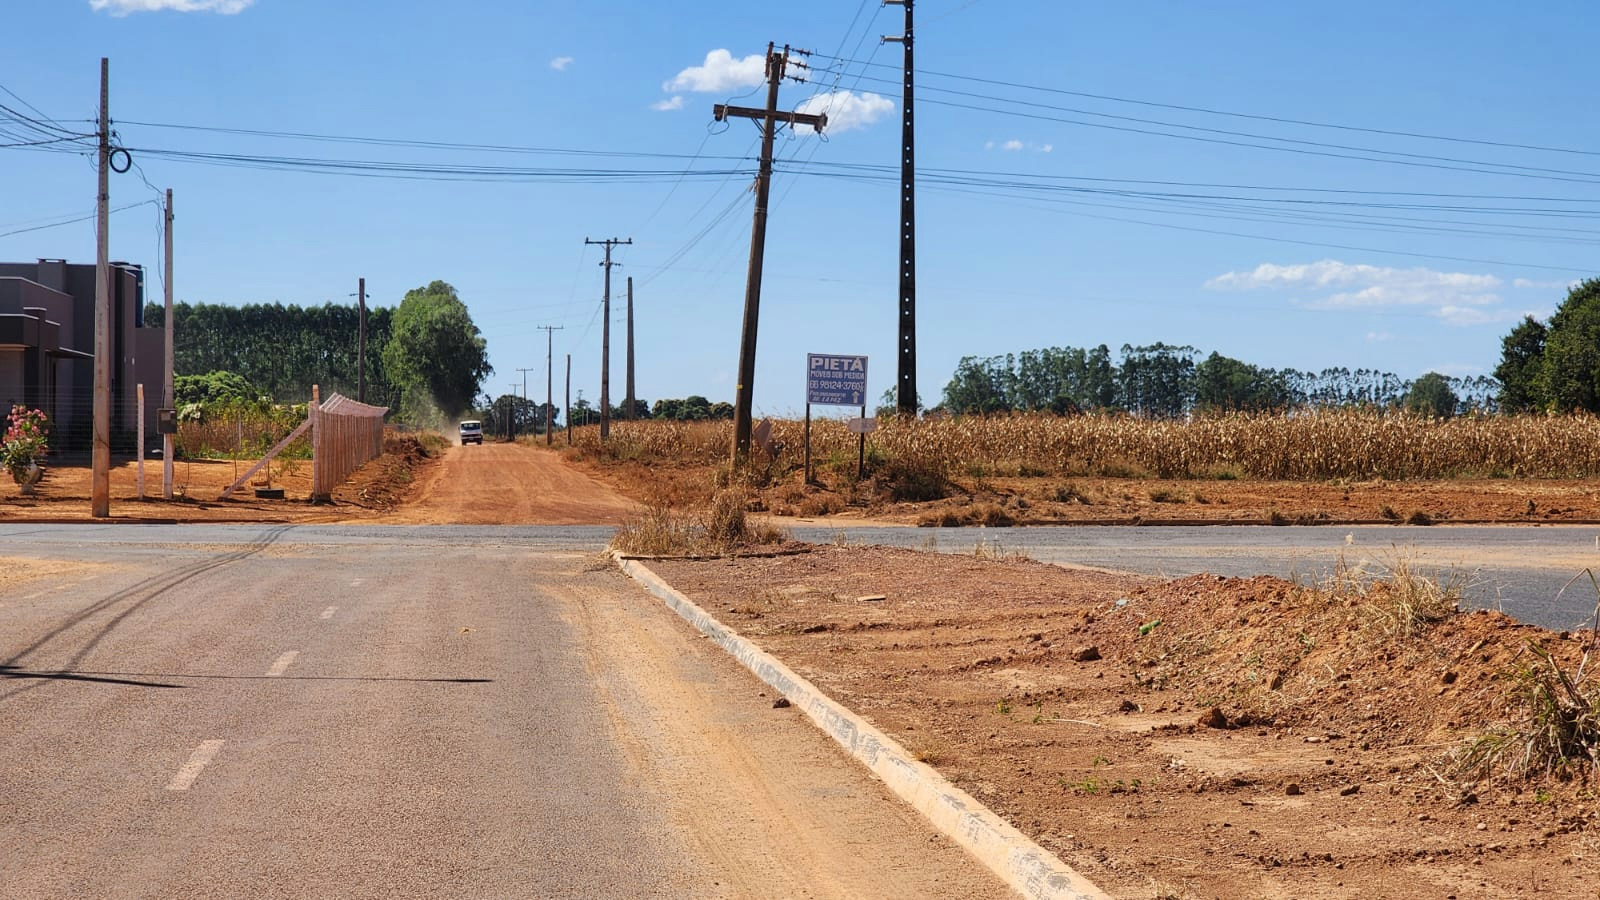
17 463 42 495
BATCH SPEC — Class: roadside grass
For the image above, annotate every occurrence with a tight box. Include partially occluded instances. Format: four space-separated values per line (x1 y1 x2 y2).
414 429 449 456
1454 572 1600 786
1294 550 1465 642
1455 641 1600 784
610 487 787 557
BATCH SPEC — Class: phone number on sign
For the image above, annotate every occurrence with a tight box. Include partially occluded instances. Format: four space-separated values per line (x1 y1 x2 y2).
810 379 864 391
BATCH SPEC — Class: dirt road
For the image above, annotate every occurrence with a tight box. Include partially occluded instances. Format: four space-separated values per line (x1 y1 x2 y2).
0 438 636 526
361 441 637 525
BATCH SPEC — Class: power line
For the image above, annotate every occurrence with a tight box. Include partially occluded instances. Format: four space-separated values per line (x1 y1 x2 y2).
809 54 1600 159
800 166 1600 250
116 119 755 162
919 181 1594 274
121 146 756 183
0 200 157 239
882 89 1600 186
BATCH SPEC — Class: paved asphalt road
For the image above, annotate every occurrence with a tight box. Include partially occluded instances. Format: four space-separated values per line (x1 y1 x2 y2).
5 520 1594 896
791 523 1600 632
0 524 1009 900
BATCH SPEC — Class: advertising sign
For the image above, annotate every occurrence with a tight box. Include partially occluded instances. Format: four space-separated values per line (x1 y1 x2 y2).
806 354 868 407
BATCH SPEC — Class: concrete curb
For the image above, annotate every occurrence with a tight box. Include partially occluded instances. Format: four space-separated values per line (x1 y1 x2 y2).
615 554 1109 900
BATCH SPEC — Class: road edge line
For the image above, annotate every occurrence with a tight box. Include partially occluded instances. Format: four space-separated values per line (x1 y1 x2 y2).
614 553 1108 900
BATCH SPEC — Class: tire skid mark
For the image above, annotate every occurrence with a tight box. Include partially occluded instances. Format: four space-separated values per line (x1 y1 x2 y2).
0 525 294 702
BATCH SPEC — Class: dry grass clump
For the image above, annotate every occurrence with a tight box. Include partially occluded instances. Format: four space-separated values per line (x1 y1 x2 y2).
1455 640 1600 785
610 487 786 557
609 504 698 556
1455 578 1600 786
1338 555 1463 640
916 502 1015 528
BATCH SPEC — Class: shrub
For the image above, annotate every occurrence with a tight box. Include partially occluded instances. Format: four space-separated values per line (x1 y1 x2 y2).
2 405 49 482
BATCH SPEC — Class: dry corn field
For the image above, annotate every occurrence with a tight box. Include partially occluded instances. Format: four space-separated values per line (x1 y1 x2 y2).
574 411 1600 481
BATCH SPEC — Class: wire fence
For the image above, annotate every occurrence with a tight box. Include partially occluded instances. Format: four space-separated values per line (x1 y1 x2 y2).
310 390 386 500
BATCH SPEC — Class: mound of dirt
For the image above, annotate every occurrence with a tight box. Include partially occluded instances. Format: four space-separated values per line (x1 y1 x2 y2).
647 545 1600 898
336 435 438 511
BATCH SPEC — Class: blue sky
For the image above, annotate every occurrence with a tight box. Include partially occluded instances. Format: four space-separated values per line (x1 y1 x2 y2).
3 0 1597 415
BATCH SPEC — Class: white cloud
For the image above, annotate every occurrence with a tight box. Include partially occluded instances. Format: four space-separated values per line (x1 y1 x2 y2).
90 0 253 13
1365 331 1393 342
549 56 574 71
1435 305 1500 326
651 95 685 112
1512 277 1579 291
1206 260 1500 294
988 138 1052 153
1206 259 1509 326
792 91 893 135
664 49 767 93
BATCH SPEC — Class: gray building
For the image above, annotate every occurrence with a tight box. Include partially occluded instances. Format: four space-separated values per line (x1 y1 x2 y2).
0 259 163 454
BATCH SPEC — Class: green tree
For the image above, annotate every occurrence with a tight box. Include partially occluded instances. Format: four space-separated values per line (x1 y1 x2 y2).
1493 316 1547 412
875 386 924 417
381 281 492 422
609 398 651 420
677 395 713 420
1534 279 1600 413
174 371 260 407
1194 353 1291 412
1404 372 1459 418
150 301 397 407
941 355 1010 414
1118 343 1197 418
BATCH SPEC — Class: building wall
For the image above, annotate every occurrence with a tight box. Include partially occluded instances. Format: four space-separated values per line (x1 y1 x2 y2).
0 349 23 412
0 260 161 454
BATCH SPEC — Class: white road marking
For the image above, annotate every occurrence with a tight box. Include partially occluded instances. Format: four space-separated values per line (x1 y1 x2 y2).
266 650 300 676
166 740 225 791
319 606 337 620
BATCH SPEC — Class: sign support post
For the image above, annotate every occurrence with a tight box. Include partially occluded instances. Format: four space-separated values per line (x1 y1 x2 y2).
858 399 867 481
804 402 812 484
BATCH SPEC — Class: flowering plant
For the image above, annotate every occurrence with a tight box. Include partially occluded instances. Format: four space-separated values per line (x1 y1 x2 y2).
2 404 49 484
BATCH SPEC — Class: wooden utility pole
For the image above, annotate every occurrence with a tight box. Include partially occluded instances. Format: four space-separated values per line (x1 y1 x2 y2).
714 43 827 462
625 276 636 420
91 57 111 517
884 1 918 417
584 237 630 441
357 277 367 403
516 367 536 438
564 353 572 446
539 325 563 444
507 383 519 441
162 188 174 500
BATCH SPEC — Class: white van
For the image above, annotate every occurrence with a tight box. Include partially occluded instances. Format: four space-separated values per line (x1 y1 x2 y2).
459 420 483 445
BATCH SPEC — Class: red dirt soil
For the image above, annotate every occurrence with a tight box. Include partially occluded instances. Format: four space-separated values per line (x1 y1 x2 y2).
0 437 635 525
646 546 1600 899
